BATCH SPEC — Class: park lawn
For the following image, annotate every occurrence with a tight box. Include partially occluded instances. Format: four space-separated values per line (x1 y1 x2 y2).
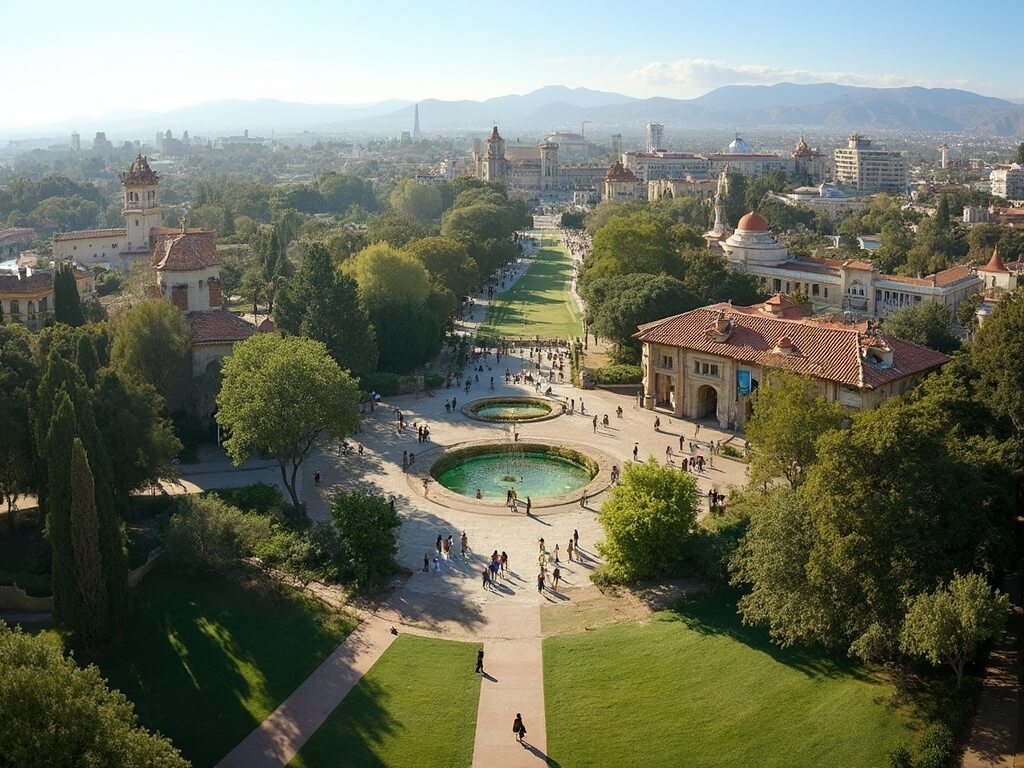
90 569 356 768
290 634 481 768
479 234 584 341
543 592 912 767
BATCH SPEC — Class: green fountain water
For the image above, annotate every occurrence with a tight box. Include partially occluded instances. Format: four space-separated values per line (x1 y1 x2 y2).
435 452 592 500
468 398 554 422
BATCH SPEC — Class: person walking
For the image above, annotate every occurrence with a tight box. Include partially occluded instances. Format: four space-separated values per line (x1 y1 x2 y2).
592 415 598 433
554 543 560 564
679 434 684 451
537 571 545 593
633 443 639 461
314 469 321 487
567 539 574 562
423 552 430 572
573 529 579 549
525 496 532 516
461 531 468 558
553 566 561 590
500 551 508 574
482 566 491 590
654 416 661 431
476 649 485 674
435 534 443 557
513 714 527 743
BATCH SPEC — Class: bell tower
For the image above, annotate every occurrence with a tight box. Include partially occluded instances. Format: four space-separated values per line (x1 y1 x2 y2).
120 155 162 252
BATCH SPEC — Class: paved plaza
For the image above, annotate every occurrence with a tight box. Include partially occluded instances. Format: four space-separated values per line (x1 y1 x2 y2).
217 231 750 767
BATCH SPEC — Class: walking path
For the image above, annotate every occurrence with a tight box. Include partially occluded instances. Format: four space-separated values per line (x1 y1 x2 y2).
961 574 1021 768
203 229 749 767
216 616 397 768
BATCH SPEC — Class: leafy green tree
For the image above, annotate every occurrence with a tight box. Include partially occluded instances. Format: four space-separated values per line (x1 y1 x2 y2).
586 273 699 363
69 437 106 651
216 334 361 508
882 302 960 354
330 491 402 590
596 459 700 582
0 324 36 530
582 212 678 286
873 220 914 274
165 494 271 578
53 261 85 326
109 300 190 404
0 623 189 768
745 372 843 489
1016 141 1024 165
44 391 82 635
901 573 1010 687
342 242 432 315
274 243 379 377
92 369 181 503
957 293 983 331
972 292 1024 436
403 236 479 298
367 209 430 247
390 178 443 222
935 194 950 230
678 246 765 306
75 332 99 387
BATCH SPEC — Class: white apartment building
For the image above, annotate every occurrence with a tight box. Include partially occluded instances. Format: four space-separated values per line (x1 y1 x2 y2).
989 164 1024 201
645 123 664 153
833 134 908 194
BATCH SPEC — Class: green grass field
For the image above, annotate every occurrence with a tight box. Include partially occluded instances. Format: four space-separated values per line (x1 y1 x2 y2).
91 570 355 768
544 593 911 767
290 634 481 768
479 233 584 341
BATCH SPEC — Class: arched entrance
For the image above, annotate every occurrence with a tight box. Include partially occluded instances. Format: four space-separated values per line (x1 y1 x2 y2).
696 385 718 420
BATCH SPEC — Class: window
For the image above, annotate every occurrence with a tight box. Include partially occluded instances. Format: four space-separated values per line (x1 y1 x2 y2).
694 360 720 378
824 287 829 298
660 355 673 368
9 300 19 317
812 284 820 297
773 279 781 292
914 295 922 303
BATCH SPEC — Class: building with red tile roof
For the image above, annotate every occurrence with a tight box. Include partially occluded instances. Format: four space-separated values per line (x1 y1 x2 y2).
603 161 643 202
634 296 950 428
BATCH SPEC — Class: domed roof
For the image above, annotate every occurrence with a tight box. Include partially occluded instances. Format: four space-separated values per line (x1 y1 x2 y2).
727 136 751 154
737 211 768 232
120 154 159 186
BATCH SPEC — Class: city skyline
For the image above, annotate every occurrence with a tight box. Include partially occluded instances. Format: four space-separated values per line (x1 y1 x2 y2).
4 0 1021 130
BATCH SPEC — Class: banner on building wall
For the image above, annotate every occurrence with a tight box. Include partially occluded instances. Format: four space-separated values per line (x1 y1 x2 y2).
737 370 751 396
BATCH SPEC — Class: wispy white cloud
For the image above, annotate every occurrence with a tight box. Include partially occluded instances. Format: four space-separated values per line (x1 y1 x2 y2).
631 58 977 92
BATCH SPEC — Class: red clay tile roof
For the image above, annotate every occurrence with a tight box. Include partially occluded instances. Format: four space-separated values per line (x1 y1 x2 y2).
257 317 275 332
120 154 159 186
605 161 639 182
189 310 256 345
0 272 52 295
0 227 36 244
980 248 1009 273
879 264 976 288
152 231 220 271
53 227 126 242
634 303 949 390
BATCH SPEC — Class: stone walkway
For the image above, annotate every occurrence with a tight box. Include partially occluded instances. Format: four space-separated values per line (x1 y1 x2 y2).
203 229 749 767
216 616 397 768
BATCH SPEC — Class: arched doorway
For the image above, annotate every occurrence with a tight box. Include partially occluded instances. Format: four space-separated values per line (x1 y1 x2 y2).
696 385 718 420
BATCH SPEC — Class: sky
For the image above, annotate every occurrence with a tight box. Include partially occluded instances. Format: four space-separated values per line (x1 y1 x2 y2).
2 0 1018 129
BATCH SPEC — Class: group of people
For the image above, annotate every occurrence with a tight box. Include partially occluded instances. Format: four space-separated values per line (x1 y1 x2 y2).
535 530 582 594
425 531 471 572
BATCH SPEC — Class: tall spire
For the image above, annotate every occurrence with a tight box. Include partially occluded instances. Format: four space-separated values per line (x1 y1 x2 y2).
412 103 421 141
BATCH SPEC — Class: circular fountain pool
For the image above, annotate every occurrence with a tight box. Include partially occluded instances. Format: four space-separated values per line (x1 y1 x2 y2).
463 397 562 423
431 443 595 500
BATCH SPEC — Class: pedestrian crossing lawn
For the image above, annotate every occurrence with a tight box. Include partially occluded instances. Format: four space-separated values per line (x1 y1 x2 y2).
479 235 584 341
543 592 912 767
289 634 482 768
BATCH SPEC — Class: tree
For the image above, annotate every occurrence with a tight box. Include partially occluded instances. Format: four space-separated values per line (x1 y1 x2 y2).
403 236 479 298
342 242 432 315
69 437 106 651
53 261 85 326
330 491 402 590
881 302 960 354
596 459 700 582
972 292 1024 436
367 209 430 248
0 324 36 531
678 246 765 306
582 212 678 286
586 273 700 363
935 194 950 231
390 178 443 222
109 300 190 404
745 372 843 489
165 495 271 578
274 243 379 377
1016 141 1024 165
901 573 1010 687
0 623 189 768
216 334 361 508
44 391 82 636
75 332 100 387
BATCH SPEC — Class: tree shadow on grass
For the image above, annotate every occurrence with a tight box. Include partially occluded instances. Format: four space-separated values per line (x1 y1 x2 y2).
666 590 873 682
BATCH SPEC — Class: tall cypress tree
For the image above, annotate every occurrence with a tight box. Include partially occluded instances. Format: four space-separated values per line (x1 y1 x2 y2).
75 333 99 388
53 262 85 327
45 391 82 633
69 437 105 650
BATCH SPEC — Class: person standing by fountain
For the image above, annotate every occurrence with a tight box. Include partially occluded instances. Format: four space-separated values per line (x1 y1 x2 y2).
525 496 532 516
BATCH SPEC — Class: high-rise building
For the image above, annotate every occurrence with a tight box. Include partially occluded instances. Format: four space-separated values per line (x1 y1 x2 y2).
412 103 421 141
833 134 907 194
645 123 664 153
70 131 80 152
990 165 1024 201
92 132 113 152
611 133 622 159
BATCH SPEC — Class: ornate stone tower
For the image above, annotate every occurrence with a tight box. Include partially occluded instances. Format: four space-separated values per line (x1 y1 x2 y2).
121 155 161 252
483 126 507 183
540 141 559 190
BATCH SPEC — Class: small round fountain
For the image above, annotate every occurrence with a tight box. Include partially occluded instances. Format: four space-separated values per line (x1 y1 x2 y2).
463 396 563 423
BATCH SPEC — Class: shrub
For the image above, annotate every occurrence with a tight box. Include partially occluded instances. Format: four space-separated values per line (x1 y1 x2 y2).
424 372 444 389
206 483 284 516
886 744 912 768
594 364 643 385
165 496 272 577
684 512 749 583
915 723 954 768
94 271 123 296
330 492 402 591
360 371 400 396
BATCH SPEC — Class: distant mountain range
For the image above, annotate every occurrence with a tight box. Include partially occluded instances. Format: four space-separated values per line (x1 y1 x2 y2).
14 83 1024 140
